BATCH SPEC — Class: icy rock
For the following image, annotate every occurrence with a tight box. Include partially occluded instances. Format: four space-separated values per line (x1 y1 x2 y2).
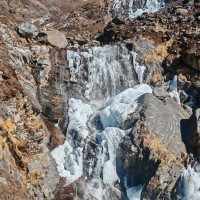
17 22 39 38
100 84 152 129
127 185 143 200
131 51 146 84
51 140 83 184
67 98 93 141
180 165 200 200
113 0 161 19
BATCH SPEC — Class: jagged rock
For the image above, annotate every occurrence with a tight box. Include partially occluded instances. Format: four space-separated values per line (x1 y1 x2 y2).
153 86 168 100
117 126 184 200
0 177 7 185
176 8 189 15
190 108 200 159
16 22 39 39
183 53 200 71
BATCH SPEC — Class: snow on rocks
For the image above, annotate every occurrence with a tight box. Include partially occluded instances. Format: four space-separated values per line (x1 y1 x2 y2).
67 98 93 141
99 84 152 129
51 98 93 183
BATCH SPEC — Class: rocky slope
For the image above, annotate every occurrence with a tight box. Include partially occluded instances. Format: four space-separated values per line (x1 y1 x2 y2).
0 0 199 199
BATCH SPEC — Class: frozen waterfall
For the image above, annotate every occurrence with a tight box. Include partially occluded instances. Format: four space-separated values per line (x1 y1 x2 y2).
51 82 152 198
66 44 138 101
112 0 161 18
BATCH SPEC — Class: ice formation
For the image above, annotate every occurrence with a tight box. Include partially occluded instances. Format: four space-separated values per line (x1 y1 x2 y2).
168 75 181 105
113 0 161 18
67 98 93 141
131 51 146 84
127 185 143 200
51 98 93 184
67 50 81 83
67 45 136 100
100 84 152 129
51 140 83 183
101 127 127 185
180 165 200 200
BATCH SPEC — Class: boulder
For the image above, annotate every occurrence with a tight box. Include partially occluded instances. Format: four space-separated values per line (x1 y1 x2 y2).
121 93 190 156
153 86 168 100
41 30 68 49
176 8 189 15
17 22 39 39
118 93 190 199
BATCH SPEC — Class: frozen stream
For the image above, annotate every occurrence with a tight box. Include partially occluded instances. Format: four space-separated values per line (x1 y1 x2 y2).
51 84 152 199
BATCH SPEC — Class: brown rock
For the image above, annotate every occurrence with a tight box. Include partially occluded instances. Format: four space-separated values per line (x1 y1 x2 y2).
42 30 68 49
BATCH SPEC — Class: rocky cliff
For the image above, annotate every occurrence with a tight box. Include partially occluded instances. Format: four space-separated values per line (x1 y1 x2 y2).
0 0 199 200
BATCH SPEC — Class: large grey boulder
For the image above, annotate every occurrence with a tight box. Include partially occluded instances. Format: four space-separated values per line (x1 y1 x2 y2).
121 93 190 156
118 93 190 199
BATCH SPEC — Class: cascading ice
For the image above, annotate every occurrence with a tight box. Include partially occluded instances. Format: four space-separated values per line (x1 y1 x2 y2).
112 0 161 18
67 98 93 141
66 45 137 100
51 98 93 184
131 51 146 84
101 127 127 185
99 84 152 129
